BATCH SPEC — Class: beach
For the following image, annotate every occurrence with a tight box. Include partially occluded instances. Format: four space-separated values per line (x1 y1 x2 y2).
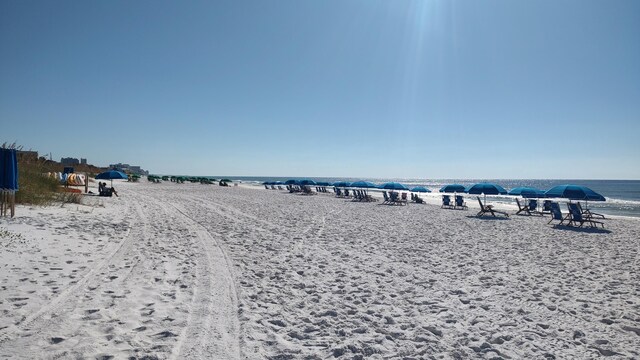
1 181 639 359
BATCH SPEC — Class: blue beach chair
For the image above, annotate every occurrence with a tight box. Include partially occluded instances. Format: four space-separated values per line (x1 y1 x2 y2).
441 195 453 209
455 195 467 210
547 202 568 225
567 203 605 228
576 202 605 219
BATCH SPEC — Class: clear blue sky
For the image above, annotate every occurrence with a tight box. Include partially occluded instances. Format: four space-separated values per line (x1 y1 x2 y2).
2 0 639 179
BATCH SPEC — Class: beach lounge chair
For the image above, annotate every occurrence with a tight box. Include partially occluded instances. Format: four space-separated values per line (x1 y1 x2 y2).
361 190 374 202
515 198 532 215
547 202 568 225
576 202 605 219
476 197 509 217
441 195 453 209
400 192 408 205
382 191 390 204
455 195 467 210
567 203 605 228
389 191 402 205
99 188 114 197
389 191 397 204
542 200 553 215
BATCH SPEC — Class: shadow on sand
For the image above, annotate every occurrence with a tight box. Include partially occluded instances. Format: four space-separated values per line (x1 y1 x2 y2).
466 215 511 221
551 225 612 234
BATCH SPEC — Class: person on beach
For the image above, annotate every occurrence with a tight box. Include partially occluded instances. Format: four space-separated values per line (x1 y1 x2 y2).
98 182 105 195
110 186 118 197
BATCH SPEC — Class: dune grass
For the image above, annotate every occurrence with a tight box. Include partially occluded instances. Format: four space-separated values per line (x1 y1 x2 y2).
2 143 84 206
16 157 62 205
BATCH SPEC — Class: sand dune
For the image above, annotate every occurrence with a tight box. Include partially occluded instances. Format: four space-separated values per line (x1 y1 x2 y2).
1 181 638 359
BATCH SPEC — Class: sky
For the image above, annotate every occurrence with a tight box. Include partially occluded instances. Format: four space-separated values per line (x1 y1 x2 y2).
1 0 639 179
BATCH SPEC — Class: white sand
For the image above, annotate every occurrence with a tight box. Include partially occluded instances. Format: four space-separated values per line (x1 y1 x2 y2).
1 181 639 359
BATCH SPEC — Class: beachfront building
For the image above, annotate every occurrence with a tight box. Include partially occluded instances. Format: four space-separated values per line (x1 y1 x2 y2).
61 157 80 165
109 163 149 176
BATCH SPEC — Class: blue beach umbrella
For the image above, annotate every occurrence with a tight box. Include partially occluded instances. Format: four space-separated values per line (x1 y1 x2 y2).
545 184 606 202
332 181 351 187
379 182 409 191
439 184 466 193
508 187 546 198
350 181 378 188
95 170 128 187
315 181 331 187
350 181 377 196
466 182 508 203
284 179 298 185
466 183 507 195
297 179 317 186
411 186 431 193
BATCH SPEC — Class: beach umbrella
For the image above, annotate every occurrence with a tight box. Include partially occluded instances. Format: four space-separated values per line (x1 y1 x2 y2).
332 181 351 187
95 170 128 187
411 186 431 193
466 183 507 195
297 179 316 186
315 181 331 186
284 179 298 185
521 189 546 199
466 182 507 203
350 181 377 196
545 185 606 202
350 181 377 188
262 181 272 185
378 182 409 191
439 184 466 193
508 187 546 198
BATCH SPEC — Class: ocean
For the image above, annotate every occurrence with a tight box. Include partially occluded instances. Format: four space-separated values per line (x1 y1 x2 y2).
207 177 640 218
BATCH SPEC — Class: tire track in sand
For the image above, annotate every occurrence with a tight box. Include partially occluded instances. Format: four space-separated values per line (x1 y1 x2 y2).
129 189 241 360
